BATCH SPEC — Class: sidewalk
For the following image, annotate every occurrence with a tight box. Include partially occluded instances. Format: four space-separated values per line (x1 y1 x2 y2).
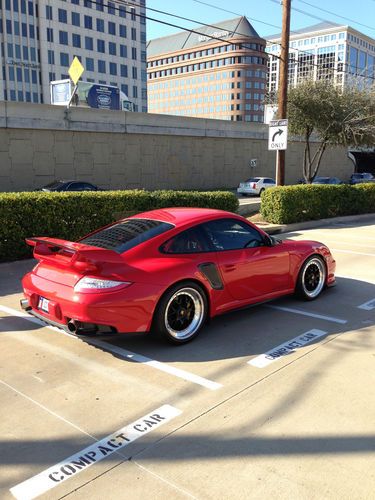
256 212 375 235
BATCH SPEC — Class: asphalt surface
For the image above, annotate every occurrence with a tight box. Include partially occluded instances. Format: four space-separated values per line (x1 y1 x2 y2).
0 215 374 500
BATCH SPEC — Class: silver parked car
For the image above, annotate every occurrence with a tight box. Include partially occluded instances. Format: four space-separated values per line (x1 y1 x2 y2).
237 177 276 196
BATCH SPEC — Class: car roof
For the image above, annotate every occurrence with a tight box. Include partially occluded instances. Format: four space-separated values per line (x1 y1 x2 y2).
128 207 236 226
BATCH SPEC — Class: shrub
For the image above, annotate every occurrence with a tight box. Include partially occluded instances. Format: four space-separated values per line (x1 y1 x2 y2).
0 190 238 262
261 183 375 224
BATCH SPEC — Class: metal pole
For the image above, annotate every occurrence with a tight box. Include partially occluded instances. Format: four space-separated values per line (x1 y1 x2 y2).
67 83 78 109
276 0 291 186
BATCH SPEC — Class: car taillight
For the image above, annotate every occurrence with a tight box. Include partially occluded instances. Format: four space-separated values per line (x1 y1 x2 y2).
252 183 257 189
74 277 132 293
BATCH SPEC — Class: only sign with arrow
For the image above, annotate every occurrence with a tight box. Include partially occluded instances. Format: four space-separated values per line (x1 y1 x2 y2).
268 119 288 150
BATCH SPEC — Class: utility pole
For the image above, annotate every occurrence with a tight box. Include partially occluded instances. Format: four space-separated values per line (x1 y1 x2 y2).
276 0 291 186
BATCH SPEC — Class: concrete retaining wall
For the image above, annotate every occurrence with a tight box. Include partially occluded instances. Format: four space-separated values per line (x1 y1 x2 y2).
0 102 353 192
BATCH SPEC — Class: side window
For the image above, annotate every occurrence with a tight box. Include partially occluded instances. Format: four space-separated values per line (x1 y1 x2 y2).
67 182 84 191
82 183 97 190
202 219 265 251
161 226 210 254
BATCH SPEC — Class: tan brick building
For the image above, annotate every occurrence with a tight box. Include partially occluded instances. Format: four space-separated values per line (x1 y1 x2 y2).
147 17 268 122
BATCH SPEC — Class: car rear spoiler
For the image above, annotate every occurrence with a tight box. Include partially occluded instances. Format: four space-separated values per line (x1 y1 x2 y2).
26 237 124 271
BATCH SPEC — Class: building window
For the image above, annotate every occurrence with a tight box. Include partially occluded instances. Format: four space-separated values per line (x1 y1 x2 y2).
119 25 127 38
120 64 128 77
86 57 94 71
108 21 116 35
131 47 137 60
108 2 115 14
131 28 137 41
84 15 92 29
133 85 138 98
132 66 137 79
85 36 93 50
47 28 53 42
97 39 105 53
98 59 106 73
58 9 67 23
119 5 126 17
121 84 128 95
72 12 80 27
72 34 81 48
46 5 52 20
109 42 116 55
48 49 55 65
110 62 117 75
96 0 104 11
59 31 69 45
60 52 70 67
120 44 127 58
96 18 104 32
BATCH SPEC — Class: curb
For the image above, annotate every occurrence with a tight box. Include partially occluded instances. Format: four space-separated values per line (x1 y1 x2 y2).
256 213 375 235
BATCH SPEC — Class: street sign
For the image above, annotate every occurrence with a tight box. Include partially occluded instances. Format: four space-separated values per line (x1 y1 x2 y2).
249 158 257 168
68 57 84 85
268 119 288 151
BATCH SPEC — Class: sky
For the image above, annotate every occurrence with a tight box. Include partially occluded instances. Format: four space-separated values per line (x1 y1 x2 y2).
146 0 375 41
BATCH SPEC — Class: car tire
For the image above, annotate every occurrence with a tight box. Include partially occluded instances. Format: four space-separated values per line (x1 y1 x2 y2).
296 255 326 300
259 188 265 195
153 281 208 344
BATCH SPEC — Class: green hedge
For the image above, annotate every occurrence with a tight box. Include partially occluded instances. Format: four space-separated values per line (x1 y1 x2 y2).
261 183 375 224
0 189 238 262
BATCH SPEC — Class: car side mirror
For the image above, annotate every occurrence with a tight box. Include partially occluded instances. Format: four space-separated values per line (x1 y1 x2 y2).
264 235 281 247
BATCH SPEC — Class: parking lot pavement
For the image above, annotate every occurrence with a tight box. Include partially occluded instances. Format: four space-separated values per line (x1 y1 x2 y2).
0 220 374 499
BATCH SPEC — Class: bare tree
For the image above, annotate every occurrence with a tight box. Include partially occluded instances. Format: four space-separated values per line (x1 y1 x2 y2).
287 80 375 183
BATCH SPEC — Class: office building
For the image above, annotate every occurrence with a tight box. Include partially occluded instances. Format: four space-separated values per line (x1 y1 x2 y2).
147 17 268 122
266 22 375 94
0 0 147 112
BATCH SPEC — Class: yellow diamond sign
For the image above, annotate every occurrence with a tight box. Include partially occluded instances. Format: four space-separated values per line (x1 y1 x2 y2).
68 57 84 85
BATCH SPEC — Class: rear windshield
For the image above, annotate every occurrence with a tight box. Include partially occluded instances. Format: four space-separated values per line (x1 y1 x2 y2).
245 177 260 182
43 181 65 189
79 218 174 253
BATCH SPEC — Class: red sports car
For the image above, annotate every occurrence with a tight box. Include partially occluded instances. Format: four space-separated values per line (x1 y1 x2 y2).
21 208 336 344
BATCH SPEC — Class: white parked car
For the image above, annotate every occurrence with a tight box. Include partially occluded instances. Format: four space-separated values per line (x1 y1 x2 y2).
237 177 276 196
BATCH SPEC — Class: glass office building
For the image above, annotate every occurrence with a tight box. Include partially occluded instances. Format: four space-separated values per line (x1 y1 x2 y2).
0 0 147 112
266 21 375 94
147 17 268 122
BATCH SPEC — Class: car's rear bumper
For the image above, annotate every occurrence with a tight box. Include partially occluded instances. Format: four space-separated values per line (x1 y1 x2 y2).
22 271 162 334
237 188 258 195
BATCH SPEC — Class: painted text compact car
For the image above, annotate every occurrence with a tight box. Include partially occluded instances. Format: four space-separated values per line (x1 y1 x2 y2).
21 208 336 344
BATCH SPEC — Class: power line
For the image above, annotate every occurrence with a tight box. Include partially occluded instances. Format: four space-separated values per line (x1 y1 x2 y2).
71 0 375 84
296 0 375 33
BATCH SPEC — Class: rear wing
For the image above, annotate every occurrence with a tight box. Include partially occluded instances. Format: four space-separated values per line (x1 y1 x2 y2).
26 237 124 271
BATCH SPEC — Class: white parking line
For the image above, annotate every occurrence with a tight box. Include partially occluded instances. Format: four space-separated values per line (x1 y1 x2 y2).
0 305 76 339
358 298 375 311
87 338 222 390
249 329 328 368
265 305 347 324
0 305 222 391
10 405 182 500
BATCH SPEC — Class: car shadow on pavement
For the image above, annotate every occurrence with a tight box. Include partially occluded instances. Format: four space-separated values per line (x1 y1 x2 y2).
92 276 375 365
